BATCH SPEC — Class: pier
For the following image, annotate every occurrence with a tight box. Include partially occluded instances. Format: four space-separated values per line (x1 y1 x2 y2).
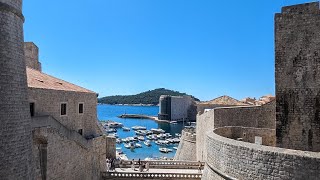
118 114 167 122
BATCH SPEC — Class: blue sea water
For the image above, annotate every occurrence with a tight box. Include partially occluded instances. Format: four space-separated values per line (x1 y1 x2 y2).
97 105 184 160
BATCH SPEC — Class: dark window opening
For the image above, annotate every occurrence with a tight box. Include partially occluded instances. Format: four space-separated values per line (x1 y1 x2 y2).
78 129 83 135
79 103 84 114
30 103 35 117
61 103 67 116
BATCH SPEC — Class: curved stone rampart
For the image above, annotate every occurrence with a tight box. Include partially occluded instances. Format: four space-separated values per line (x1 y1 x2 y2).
214 126 276 146
202 130 320 180
196 101 275 161
174 129 197 161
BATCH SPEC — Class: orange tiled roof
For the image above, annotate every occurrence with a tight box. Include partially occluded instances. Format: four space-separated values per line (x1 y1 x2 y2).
26 67 95 94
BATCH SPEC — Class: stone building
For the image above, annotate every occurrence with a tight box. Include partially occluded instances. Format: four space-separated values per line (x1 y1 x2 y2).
199 2 320 180
24 42 111 180
0 0 34 179
158 95 197 122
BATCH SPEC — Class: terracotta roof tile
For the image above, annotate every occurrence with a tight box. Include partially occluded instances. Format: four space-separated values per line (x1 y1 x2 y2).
26 67 95 94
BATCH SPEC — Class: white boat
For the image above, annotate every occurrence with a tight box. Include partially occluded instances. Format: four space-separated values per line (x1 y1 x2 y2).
122 127 130 131
175 133 181 137
138 136 145 141
116 138 122 144
144 140 152 146
151 128 165 134
124 143 131 149
135 130 147 136
164 133 172 138
173 147 178 150
159 148 172 153
135 143 142 148
170 121 178 124
155 140 169 146
108 122 123 128
172 138 180 143
106 128 117 133
132 126 147 130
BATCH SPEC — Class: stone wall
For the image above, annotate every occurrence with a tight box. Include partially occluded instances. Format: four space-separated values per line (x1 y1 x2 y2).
33 127 106 180
214 126 276 146
28 88 101 137
174 128 197 161
0 0 34 179
106 136 116 159
275 2 320 152
196 101 275 161
202 130 320 180
24 42 42 71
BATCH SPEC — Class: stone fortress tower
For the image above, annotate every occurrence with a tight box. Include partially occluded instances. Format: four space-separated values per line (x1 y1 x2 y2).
275 2 320 152
0 0 34 179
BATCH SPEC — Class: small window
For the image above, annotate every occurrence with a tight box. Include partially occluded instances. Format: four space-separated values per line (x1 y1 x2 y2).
61 103 67 116
78 129 83 135
30 103 35 117
79 103 84 114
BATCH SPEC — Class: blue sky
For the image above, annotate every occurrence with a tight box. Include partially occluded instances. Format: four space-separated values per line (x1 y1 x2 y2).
23 0 316 101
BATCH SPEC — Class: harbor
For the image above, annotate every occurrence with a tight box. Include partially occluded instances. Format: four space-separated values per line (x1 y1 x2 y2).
98 104 185 160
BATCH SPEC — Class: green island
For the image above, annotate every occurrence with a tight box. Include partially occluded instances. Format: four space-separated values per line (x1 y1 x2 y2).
98 88 200 105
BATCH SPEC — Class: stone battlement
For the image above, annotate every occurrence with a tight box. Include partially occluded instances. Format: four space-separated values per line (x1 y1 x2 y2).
281 2 320 14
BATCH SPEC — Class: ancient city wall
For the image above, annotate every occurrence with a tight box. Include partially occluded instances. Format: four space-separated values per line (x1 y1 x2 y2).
201 130 320 180
196 101 275 161
214 126 276 146
275 2 320 152
33 127 106 180
174 128 197 161
28 88 101 137
0 0 34 179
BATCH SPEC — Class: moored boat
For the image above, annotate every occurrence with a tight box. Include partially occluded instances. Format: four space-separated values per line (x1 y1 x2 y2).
132 126 147 130
159 148 172 153
151 128 165 134
144 140 152 146
135 143 142 148
138 136 145 141
122 127 130 131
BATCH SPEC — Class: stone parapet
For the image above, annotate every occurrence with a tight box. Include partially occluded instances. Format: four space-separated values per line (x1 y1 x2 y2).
202 130 320 180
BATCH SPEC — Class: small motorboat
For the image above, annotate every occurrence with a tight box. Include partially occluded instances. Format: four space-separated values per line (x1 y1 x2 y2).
124 143 131 149
159 148 172 153
122 127 130 131
108 122 123 128
135 143 142 148
116 138 122 144
138 136 145 141
151 128 165 134
106 128 117 133
175 133 181 138
132 126 147 130
172 138 180 143
170 121 178 124
144 140 152 147
135 130 147 136
173 147 178 150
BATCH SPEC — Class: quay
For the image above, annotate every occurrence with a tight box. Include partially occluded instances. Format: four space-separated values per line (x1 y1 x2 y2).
118 114 170 122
